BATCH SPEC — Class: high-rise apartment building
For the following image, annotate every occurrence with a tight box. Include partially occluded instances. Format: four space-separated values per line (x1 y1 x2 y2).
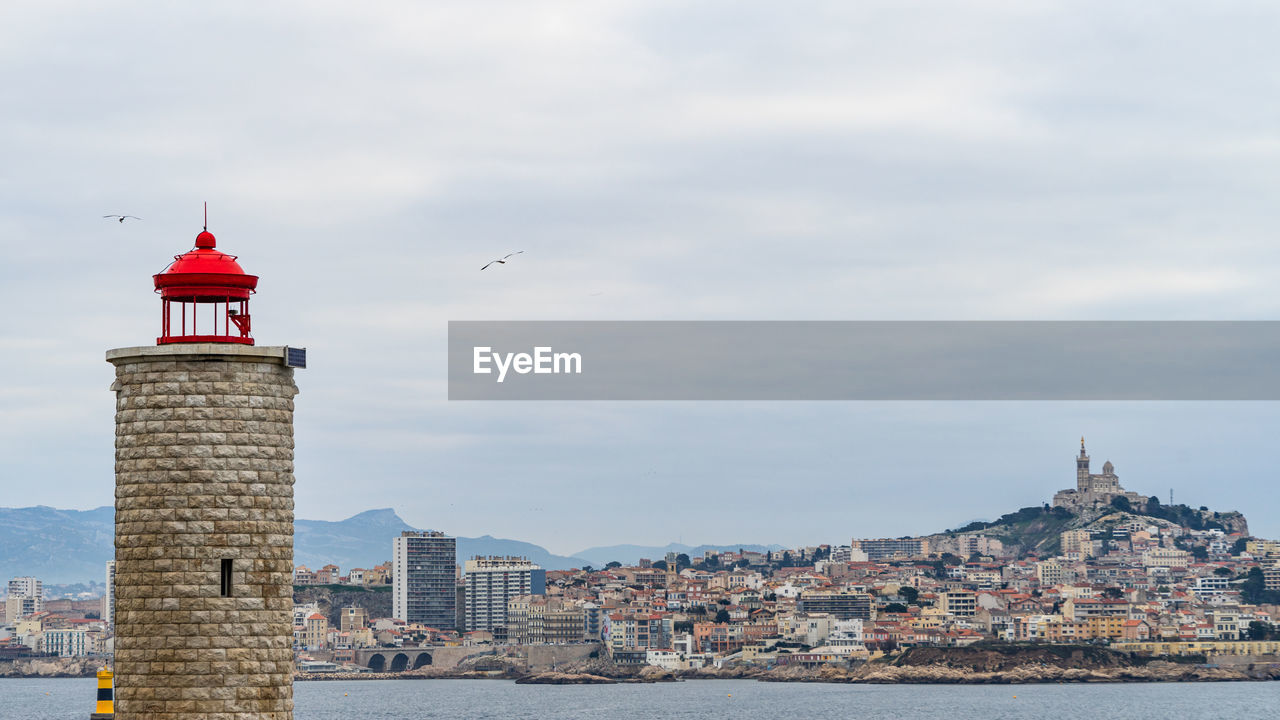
5 577 43 620
392 531 457 628
103 561 116 628
8 576 41 597
463 556 546 633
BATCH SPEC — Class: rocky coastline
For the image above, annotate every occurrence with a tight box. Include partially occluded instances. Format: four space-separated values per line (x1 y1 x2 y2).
292 661 1279 684
0 657 105 679
8 646 1278 684
292 647 1280 684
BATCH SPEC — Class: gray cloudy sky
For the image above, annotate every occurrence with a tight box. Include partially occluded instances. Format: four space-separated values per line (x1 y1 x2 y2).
3 2 1280 554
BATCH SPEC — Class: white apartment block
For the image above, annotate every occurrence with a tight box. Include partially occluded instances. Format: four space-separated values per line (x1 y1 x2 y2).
463 556 546 633
5 577 43 621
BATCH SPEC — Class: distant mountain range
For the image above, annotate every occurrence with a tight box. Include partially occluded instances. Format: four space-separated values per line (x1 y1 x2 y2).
294 508 594 572
0 506 115 585
0 505 780 584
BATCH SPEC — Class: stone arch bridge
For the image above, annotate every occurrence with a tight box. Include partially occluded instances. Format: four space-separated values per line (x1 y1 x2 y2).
354 647 499 673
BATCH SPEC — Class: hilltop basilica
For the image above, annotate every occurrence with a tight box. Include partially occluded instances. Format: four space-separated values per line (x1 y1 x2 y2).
1052 438 1148 512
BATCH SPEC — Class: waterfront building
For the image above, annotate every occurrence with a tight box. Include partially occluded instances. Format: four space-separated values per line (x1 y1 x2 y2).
43 628 89 657
605 613 668 654
693 621 745 654
507 595 587 644
581 602 603 641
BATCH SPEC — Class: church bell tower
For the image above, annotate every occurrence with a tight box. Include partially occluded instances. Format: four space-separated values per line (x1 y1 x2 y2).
1076 436 1091 492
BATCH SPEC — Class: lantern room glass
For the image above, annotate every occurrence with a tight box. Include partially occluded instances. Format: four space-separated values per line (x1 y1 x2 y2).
158 296 253 345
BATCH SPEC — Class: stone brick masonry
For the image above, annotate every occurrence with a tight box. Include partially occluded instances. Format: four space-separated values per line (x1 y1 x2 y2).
107 345 298 720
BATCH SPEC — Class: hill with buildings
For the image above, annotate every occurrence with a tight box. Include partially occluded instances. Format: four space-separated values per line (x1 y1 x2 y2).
929 440 1248 558
1048 439 1247 534
937 501 1248 559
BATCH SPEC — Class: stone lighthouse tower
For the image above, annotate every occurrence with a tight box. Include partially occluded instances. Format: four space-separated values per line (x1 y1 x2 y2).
107 223 304 719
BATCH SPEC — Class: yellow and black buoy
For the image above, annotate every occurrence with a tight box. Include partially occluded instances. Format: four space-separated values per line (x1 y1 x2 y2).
89 666 113 718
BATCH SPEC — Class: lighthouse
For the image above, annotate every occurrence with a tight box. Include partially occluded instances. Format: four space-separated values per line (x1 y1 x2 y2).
107 223 303 719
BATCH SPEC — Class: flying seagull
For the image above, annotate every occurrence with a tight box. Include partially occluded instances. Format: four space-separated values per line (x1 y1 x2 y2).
104 215 142 223
481 251 523 270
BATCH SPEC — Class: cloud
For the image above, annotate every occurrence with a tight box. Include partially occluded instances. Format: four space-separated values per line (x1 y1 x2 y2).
3 1 1280 551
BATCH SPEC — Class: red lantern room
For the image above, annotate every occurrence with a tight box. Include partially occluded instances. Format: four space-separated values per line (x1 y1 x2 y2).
154 228 258 345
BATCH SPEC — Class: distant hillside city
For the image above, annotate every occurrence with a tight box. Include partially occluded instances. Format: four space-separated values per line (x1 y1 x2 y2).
3 440 1279 674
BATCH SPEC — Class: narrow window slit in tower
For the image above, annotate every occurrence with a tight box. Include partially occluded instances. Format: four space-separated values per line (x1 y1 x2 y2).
220 558 233 597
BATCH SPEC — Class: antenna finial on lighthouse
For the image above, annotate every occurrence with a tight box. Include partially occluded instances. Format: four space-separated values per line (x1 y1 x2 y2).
203 201 208 231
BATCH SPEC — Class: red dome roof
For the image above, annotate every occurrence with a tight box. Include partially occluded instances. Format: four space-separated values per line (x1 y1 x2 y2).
154 231 258 300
